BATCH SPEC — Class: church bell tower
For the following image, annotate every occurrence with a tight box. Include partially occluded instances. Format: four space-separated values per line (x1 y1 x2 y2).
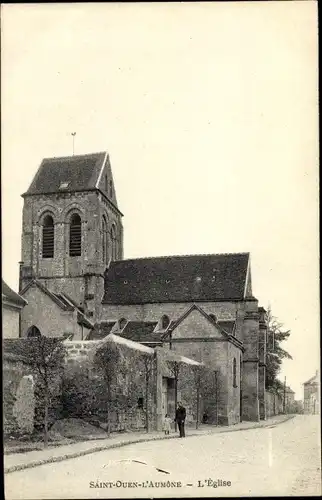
20 151 123 321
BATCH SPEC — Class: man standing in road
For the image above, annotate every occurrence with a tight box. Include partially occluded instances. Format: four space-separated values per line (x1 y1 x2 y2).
175 402 186 438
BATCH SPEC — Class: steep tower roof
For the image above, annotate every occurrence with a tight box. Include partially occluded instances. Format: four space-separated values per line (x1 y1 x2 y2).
22 151 120 211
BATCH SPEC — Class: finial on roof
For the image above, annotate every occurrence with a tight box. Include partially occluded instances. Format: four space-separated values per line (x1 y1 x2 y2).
71 132 76 155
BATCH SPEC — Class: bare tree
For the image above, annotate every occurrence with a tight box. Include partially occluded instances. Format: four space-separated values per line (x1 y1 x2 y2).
142 353 156 432
21 337 65 448
166 360 181 431
94 342 120 436
200 367 220 426
192 365 202 429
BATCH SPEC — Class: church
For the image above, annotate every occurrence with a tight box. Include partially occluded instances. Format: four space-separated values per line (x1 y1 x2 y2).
18 151 268 425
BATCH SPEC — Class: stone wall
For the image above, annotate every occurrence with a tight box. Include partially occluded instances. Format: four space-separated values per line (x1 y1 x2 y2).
102 300 243 325
241 307 260 422
21 187 123 321
63 340 158 432
266 390 283 417
160 307 242 426
2 305 20 338
3 356 35 436
20 284 84 339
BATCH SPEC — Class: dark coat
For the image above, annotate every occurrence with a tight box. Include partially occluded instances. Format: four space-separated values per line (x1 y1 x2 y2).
175 405 186 423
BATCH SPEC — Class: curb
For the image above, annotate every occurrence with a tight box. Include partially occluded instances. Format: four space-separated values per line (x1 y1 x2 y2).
4 415 294 474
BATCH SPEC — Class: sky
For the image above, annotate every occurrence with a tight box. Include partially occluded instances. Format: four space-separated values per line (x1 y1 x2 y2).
1 2 319 399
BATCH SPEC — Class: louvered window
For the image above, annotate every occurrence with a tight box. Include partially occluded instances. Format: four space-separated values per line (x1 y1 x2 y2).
233 358 237 388
42 215 54 258
102 216 108 264
69 214 82 256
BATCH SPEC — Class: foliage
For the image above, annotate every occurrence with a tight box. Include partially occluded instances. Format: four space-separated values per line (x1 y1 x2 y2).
93 342 155 433
3 383 18 437
265 306 292 391
23 337 66 446
141 353 156 432
12 376 35 434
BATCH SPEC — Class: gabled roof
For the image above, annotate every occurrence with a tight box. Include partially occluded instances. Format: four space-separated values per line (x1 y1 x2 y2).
154 346 203 367
102 333 155 354
118 321 161 343
2 280 27 308
22 151 121 212
86 321 116 340
304 372 319 385
102 253 250 305
165 304 244 351
20 280 94 329
21 280 73 311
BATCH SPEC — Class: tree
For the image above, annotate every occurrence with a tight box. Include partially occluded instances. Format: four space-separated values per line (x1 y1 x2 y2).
192 365 202 429
199 367 220 425
142 353 156 433
265 306 292 391
166 360 181 431
23 337 65 448
94 342 120 436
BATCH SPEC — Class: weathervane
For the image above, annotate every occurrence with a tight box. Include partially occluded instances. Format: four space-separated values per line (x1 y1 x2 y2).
71 132 76 155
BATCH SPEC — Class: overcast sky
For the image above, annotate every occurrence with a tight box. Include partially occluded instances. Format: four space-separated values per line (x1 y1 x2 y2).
1 2 318 399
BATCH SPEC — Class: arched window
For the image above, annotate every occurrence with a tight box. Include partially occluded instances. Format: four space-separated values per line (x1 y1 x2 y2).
104 174 108 193
102 216 108 264
69 213 82 256
27 325 41 338
233 358 237 388
161 315 170 330
42 215 54 258
109 180 113 198
111 224 117 260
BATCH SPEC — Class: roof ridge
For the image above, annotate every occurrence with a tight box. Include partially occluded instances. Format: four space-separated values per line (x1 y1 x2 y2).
42 151 107 162
113 252 250 263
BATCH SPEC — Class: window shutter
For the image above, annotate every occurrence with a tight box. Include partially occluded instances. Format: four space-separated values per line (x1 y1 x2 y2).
69 214 82 256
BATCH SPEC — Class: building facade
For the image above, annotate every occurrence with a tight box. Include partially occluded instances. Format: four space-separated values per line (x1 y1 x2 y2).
19 152 269 425
2 280 28 338
304 371 320 414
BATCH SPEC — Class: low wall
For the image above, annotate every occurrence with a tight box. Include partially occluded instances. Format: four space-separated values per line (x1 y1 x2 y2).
3 355 35 437
62 339 158 432
266 390 283 417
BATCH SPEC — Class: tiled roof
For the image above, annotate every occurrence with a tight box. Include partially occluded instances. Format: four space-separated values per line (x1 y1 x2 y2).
2 280 27 307
102 253 250 304
118 321 160 343
20 280 93 329
304 372 319 385
103 333 155 354
86 322 116 340
23 152 120 210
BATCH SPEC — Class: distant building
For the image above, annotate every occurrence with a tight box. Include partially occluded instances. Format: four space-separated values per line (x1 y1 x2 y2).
284 385 295 413
303 371 320 414
2 279 27 338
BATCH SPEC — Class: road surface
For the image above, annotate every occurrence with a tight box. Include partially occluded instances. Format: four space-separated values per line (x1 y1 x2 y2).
5 415 321 498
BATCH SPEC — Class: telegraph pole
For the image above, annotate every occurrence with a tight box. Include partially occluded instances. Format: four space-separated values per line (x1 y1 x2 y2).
71 132 76 155
283 376 287 414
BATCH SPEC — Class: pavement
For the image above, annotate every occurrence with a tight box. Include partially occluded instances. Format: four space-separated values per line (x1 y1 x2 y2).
5 415 320 498
4 413 294 474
